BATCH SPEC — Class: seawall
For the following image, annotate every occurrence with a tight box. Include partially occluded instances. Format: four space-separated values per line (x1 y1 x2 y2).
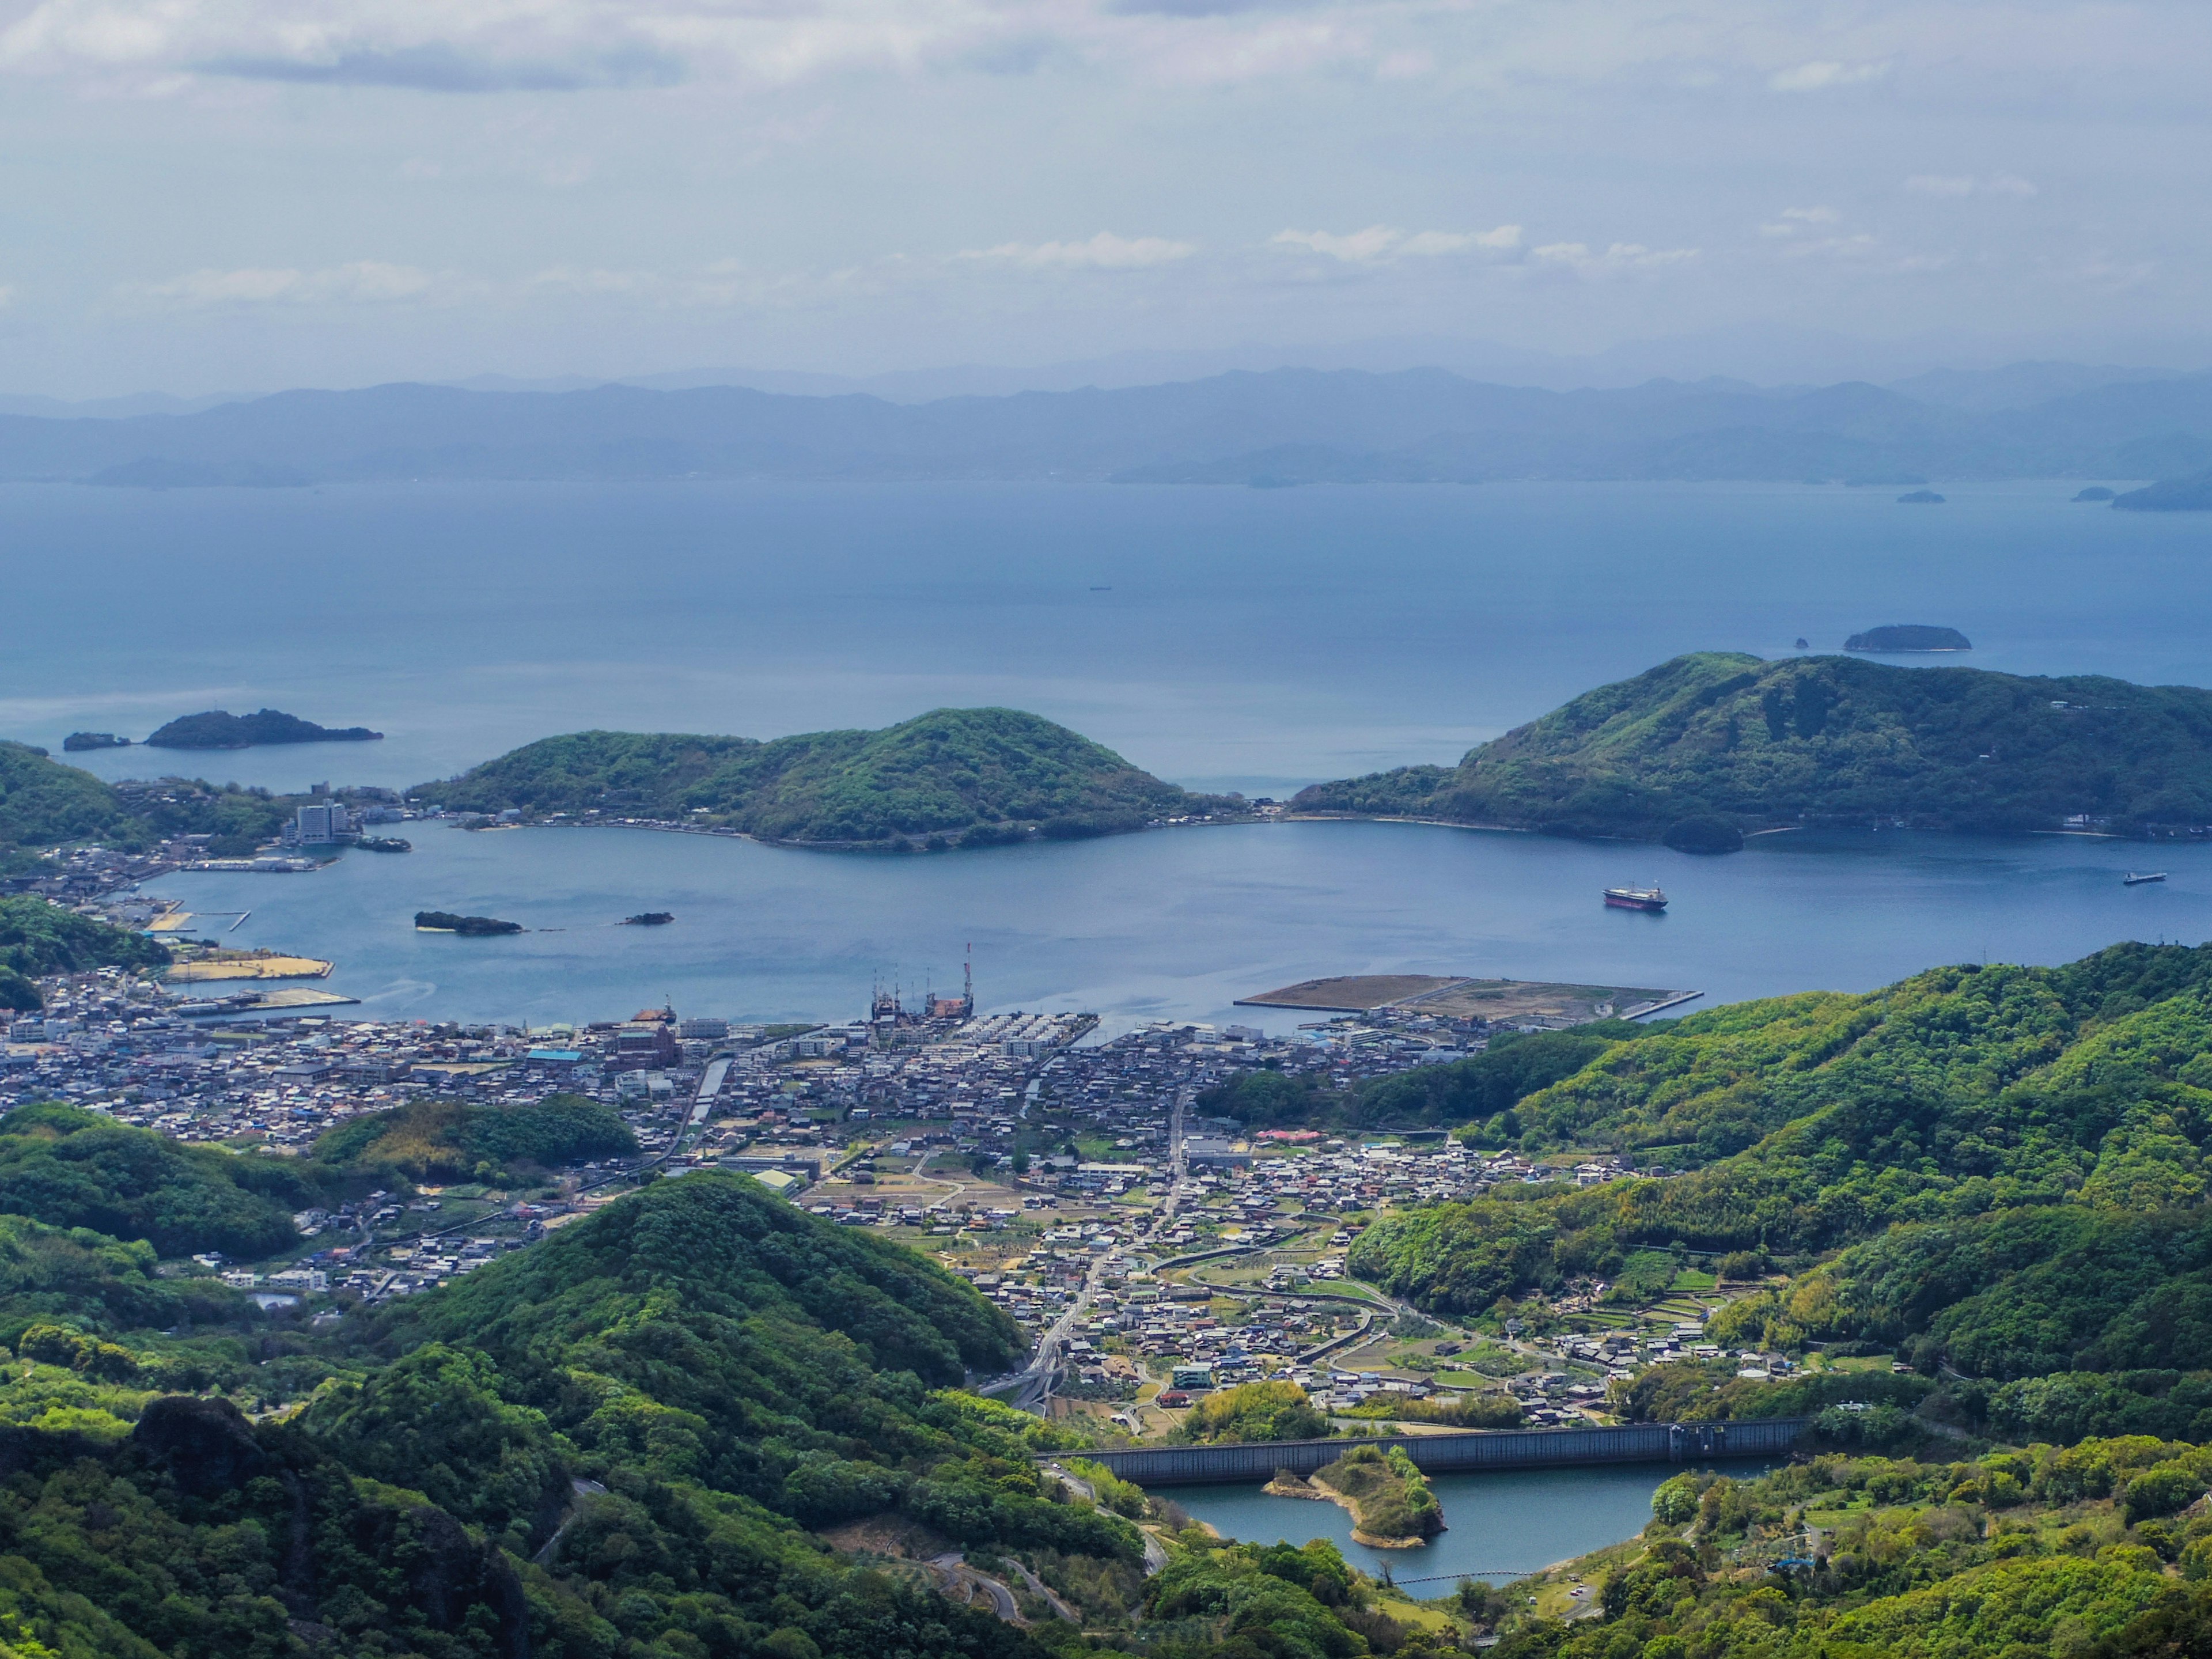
1046 1418 1806 1487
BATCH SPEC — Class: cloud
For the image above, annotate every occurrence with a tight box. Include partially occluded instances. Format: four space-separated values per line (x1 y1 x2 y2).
121 262 441 308
1760 204 1839 237
1530 241 1698 271
959 233 1195 268
1769 60 1887 92
200 42 682 91
1904 171 2039 198
0 285 14 309
1271 224 1520 263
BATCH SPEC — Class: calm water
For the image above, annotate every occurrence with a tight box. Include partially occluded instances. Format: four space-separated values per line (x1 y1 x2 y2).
6 476 2210 1024
1171 1464 1683 1583
142 816 2212 1029
5 478 2210 798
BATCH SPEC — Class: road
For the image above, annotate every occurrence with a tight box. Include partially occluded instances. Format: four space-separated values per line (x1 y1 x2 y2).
926 1553 1021 1622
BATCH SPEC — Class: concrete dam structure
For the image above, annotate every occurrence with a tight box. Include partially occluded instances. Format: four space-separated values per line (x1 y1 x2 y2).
1048 1418 1808 1487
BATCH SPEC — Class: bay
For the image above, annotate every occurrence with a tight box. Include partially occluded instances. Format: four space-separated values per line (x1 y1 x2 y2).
143 817 2212 1029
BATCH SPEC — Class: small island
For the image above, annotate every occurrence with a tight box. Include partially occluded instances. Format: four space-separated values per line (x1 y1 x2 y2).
1265 1446 1444 1548
146 709 384 749
2074 486 2117 502
414 911 522 935
1896 488 1946 504
61 732 131 752
622 912 675 926
356 836 411 853
1843 624 1971 652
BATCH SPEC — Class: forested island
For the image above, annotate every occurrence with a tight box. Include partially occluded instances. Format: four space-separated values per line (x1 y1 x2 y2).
1293 650 2212 844
60 730 130 751
1843 624 1971 652
1268 1446 1446 1547
421 706 1247 847
414 910 522 934
146 707 383 748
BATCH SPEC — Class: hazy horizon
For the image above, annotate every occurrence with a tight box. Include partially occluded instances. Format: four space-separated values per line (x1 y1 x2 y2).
3 0 2211 400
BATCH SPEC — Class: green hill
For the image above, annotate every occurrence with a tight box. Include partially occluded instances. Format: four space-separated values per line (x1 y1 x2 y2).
1348 942 2212 1393
0 738 139 869
311 1093 637 1182
0 1102 317 1257
1293 651 2212 842
422 706 1243 844
0 895 171 1009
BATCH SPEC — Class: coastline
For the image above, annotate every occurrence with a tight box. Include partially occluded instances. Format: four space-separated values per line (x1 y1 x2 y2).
1262 1468 1440 1550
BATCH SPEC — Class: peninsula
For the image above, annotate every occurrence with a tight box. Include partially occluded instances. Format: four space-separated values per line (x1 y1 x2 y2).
418 706 1247 849
1267 1446 1445 1547
146 708 382 748
1293 651 2212 845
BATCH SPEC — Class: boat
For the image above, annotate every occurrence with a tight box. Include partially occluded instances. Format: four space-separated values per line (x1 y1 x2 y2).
2124 872 2168 886
1603 885 1668 912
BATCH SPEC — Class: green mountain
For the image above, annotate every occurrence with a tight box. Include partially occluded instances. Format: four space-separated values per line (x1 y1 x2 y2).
1349 941 2212 1403
1293 652 2212 843
422 707 1243 845
311 1094 637 1183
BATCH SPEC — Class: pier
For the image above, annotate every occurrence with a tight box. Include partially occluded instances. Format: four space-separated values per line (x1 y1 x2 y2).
1042 1418 1807 1487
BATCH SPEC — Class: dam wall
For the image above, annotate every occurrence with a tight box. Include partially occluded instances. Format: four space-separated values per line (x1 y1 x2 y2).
1046 1418 1807 1487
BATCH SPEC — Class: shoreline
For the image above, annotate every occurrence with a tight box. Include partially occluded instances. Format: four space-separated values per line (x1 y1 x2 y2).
1262 1468 1440 1550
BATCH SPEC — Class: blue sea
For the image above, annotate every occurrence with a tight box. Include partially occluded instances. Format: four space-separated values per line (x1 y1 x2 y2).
4 476 2209 1025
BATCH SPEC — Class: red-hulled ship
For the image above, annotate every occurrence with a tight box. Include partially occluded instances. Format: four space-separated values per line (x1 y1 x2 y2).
1603 885 1668 912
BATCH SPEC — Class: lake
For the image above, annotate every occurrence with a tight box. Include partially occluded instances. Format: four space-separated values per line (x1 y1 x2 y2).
1166 1463 1719 1585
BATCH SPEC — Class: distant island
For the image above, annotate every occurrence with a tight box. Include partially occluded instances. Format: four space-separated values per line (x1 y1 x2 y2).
1896 488 1946 504
2074 486 2118 502
146 709 383 749
1291 650 2212 844
1844 624 1971 652
2114 471 2212 512
414 911 521 935
60 732 130 752
416 707 1247 850
623 911 674 926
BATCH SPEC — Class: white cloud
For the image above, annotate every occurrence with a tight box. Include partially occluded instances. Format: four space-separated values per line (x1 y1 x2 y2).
959 232 1195 268
1769 59 1887 92
120 261 440 307
1271 224 1519 263
1761 204 1839 237
0 285 14 309
1531 241 1698 271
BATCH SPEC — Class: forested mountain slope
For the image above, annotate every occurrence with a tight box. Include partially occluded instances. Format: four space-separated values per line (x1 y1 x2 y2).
423 707 1240 844
1351 942 2212 1387
1294 652 2212 842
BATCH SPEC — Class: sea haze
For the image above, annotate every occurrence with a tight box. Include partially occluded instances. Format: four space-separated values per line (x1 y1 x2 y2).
6 477 2210 798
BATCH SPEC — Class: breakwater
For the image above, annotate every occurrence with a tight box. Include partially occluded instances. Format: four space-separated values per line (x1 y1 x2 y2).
1048 1418 1806 1487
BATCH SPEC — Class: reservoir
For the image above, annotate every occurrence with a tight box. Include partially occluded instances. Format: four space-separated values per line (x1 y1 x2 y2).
1168 1464 1690 1584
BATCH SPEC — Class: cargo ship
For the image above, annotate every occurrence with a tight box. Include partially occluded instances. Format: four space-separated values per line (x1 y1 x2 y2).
2124 872 2168 886
1603 885 1668 912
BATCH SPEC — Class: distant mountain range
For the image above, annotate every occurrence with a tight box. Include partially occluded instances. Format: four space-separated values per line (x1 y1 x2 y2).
3 365 2211 497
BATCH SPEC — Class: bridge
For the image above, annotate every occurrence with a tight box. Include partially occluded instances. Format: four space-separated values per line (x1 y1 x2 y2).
1040 1418 1807 1487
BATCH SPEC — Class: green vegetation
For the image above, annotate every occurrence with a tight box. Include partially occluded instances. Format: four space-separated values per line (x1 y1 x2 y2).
1146 1536 1450 1659
0 1103 312 1257
1202 1025 1646 1133
1172 1380 1331 1443
1504 1438 2212 1659
0 896 170 1013
0 743 329 870
311 1094 637 1183
422 707 1245 846
1309 1445 1445 1542
1294 650 2212 842
1336 1393 1524 1429
1347 942 2212 1406
412 909 523 934
145 707 382 747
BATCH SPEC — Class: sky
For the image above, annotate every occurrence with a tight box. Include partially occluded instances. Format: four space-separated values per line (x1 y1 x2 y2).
1 0 2209 397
